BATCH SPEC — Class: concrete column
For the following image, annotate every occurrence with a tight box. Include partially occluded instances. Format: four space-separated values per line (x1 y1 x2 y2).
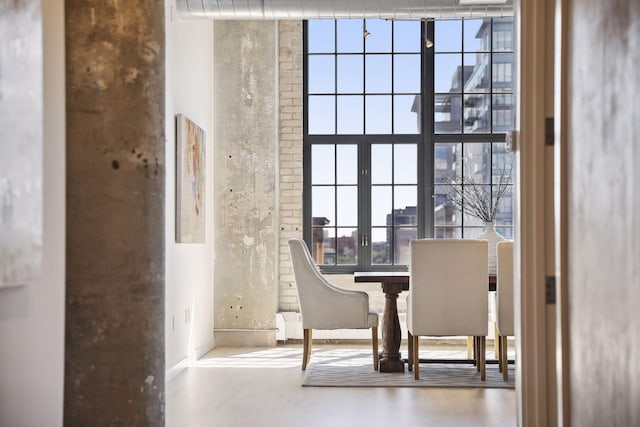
214 21 277 346
65 1 165 425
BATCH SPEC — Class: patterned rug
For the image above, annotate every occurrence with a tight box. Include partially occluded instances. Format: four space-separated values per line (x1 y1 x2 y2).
302 349 515 389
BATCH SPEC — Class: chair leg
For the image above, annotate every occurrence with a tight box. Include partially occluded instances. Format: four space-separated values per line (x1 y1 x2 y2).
302 329 312 371
480 336 486 381
413 334 420 380
502 335 509 381
407 331 413 372
467 336 474 360
498 333 503 373
475 336 480 372
494 322 500 359
372 327 379 371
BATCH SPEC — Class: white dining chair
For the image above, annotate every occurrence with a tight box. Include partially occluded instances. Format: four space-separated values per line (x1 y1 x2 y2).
288 238 379 371
496 240 514 381
407 239 488 380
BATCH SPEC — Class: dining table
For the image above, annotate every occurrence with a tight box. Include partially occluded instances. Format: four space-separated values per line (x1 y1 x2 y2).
354 271 497 373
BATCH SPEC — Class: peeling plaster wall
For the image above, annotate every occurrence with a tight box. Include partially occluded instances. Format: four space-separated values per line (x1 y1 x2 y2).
214 21 277 346
567 0 640 425
0 1 65 425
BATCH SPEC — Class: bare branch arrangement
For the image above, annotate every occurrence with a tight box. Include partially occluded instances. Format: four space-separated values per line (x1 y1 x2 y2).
446 161 512 223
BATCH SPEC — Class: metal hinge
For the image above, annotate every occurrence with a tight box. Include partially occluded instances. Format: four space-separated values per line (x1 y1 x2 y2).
545 117 555 146
545 275 556 304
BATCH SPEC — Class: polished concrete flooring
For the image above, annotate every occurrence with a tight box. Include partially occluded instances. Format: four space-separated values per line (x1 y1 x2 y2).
166 343 517 427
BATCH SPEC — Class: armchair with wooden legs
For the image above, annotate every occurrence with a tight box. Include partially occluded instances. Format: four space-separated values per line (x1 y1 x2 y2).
406 239 489 381
288 239 379 371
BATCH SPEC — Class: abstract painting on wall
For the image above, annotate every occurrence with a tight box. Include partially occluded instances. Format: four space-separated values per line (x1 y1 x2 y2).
0 0 43 288
176 114 206 243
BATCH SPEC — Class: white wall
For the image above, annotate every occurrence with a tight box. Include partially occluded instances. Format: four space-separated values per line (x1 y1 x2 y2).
0 0 66 425
165 0 216 377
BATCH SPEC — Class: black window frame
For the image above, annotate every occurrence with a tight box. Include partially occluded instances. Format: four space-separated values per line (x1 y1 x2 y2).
303 18 512 274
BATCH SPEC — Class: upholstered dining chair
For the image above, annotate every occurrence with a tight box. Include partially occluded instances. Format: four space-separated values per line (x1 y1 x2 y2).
496 240 514 381
288 238 379 371
406 239 489 380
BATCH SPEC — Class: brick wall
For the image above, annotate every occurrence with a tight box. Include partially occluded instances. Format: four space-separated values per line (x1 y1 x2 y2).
278 21 303 311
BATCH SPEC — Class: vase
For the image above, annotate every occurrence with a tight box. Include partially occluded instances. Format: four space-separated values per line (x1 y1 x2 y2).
477 221 505 276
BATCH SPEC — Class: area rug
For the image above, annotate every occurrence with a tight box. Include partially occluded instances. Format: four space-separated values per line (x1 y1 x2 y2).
302 350 515 389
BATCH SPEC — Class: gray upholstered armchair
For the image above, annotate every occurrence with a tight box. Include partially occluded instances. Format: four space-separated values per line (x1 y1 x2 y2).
288 239 379 371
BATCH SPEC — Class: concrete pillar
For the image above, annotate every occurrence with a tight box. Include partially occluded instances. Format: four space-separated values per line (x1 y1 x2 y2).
65 1 165 425
214 21 277 346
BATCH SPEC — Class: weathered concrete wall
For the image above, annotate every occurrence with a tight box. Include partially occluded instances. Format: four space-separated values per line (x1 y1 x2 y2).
65 1 165 425
567 0 640 425
214 21 277 346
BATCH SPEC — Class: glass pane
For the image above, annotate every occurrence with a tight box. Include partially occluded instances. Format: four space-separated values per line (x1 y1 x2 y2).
365 19 392 53
435 54 462 93
336 228 358 264
434 20 461 52
371 186 392 226
493 17 514 51
394 95 421 134
336 186 358 226
308 96 335 134
311 144 334 184
394 144 417 184
464 94 490 133
394 187 417 225
496 226 513 239
463 227 484 239
492 143 513 184
371 144 392 184
463 143 491 183
308 56 335 93
464 210 485 226
394 228 416 265
463 53 490 92
494 190 513 226
312 227 334 265
365 95 392 134
434 184 461 226
394 20 421 52
337 20 364 53
371 228 391 265
337 55 363 93
393 54 421 93
435 227 462 239
336 144 357 184
464 19 489 52
312 186 335 225
434 143 462 184
308 20 335 53
365 55 392 93
492 94 514 132
492 53 514 92
435 94 462 133
337 96 363 134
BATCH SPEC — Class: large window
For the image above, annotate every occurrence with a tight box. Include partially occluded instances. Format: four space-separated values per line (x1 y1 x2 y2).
304 17 514 273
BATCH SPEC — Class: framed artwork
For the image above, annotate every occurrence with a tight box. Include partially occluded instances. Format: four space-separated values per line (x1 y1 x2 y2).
176 114 206 243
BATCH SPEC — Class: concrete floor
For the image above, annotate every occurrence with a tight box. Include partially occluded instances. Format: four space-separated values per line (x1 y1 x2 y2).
166 343 517 427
